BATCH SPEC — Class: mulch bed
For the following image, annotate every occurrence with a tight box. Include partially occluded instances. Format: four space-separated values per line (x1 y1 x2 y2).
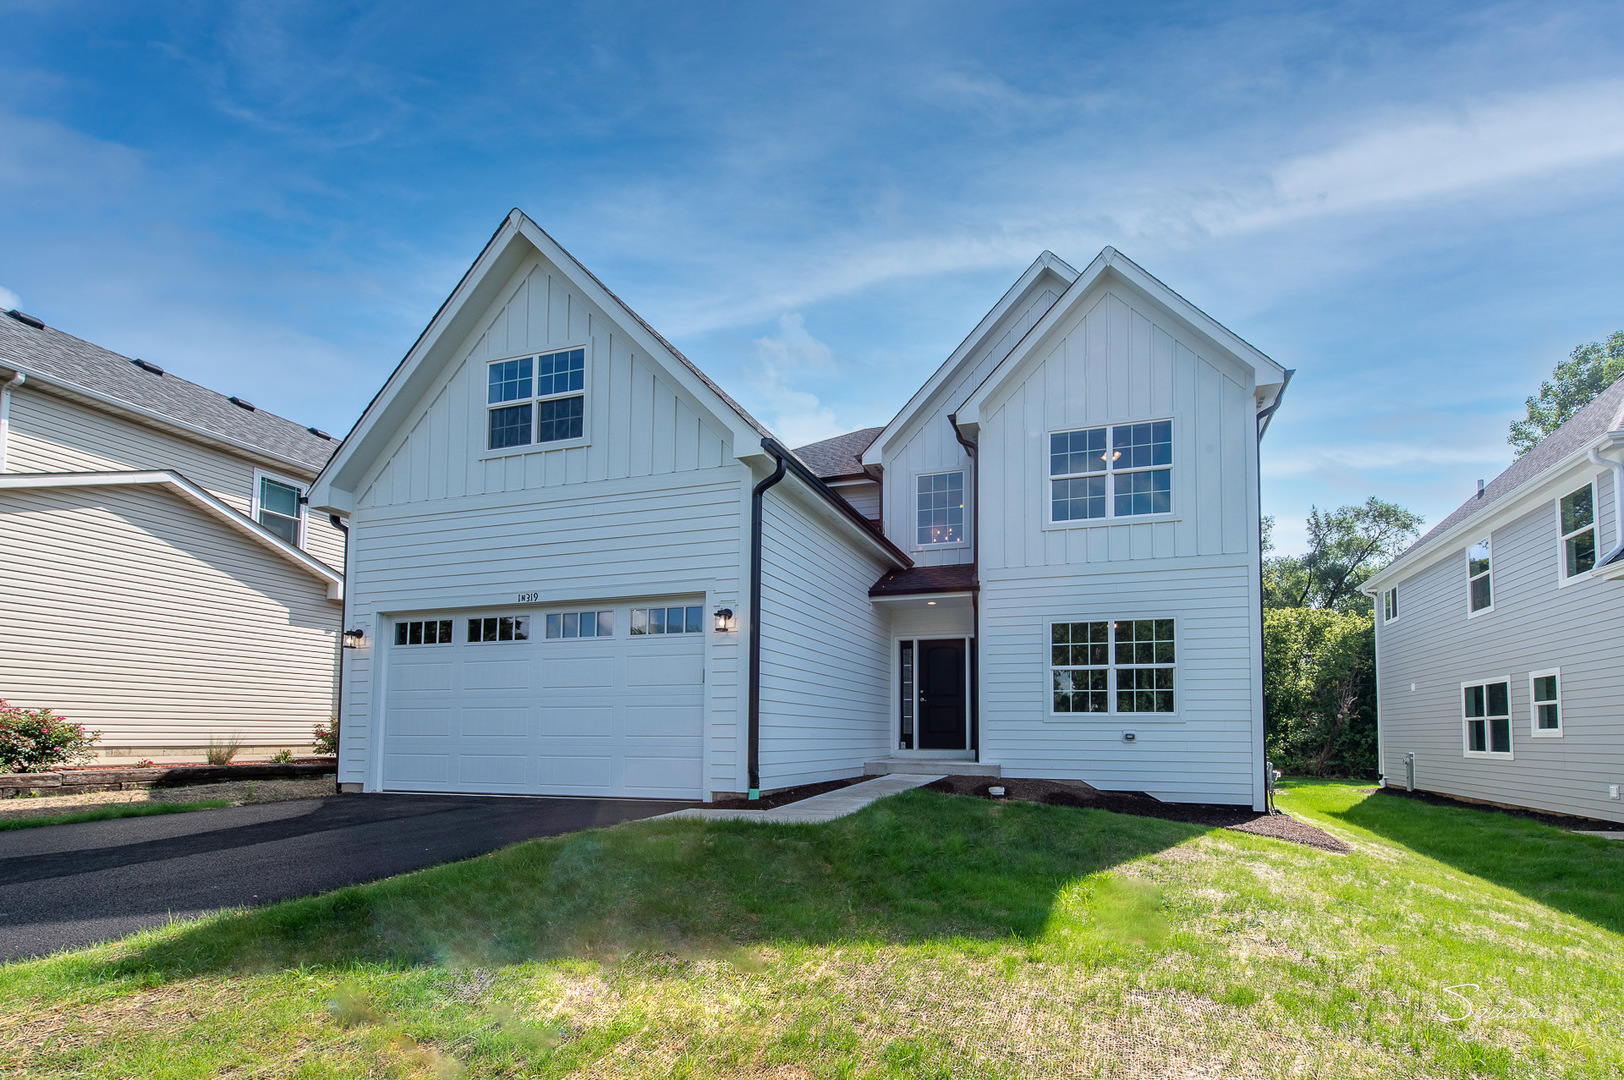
707 775 871 811
1371 785 1624 832
924 775 1350 853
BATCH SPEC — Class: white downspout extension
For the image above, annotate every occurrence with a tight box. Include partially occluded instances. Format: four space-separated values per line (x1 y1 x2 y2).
1588 434 1624 565
0 371 25 473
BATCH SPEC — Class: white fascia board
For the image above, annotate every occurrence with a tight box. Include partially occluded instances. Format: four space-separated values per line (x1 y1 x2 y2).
861 252 1079 469
0 362 321 479
955 248 1288 427
0 469 344 599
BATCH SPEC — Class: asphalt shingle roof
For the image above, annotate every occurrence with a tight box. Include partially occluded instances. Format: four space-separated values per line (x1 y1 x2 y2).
869 563 977 596
0 310 338 473
791 426 883 480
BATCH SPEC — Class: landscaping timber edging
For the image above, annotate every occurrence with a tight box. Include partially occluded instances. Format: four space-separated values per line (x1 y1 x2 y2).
0 762 338 798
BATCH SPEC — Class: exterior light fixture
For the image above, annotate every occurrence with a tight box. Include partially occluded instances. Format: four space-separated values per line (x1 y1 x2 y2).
342 628 366 650
926 600 937 606
713 607 734 633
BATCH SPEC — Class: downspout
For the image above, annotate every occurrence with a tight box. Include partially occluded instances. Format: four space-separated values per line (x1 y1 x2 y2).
948 412 980 759
330 513 350 795
747 447 789 800
1589 440 1624 566
0 371 25 472
1255 371 1292 814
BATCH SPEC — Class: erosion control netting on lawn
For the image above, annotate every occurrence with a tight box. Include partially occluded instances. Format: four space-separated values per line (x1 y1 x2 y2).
924 775 1351 853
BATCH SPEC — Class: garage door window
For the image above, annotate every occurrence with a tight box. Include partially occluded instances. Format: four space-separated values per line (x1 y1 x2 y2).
630 606 703 635
468 615 531 643
545 610 614 638
395 619 454 646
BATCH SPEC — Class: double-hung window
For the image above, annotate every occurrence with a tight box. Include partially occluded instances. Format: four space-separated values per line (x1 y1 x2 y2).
1558 483 1596 580
486 347 586 451
916 471 965 546
255 473 304 547
1529 669 1561 736
1050 420 1171 523
1462 679 1512 755
1051 619 1175 715
1382 587 1398 623
1467 538 1493 614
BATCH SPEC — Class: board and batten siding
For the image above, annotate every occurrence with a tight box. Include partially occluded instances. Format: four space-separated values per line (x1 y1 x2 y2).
4 384 346 570
0 483 340 751
756 483 893 789
879 276 1064 566
972 285 1264 807
1376 465 1623 824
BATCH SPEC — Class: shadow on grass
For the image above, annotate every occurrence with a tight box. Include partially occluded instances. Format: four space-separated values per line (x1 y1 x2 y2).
1330 788 1624 936
73 789 1202 981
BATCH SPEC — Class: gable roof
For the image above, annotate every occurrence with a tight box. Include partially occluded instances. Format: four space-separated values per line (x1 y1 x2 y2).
0 309 337 474
793 426 882 481
1369 375 1624 586
310 210 770 511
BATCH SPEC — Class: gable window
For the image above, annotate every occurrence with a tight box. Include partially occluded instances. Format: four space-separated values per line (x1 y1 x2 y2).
916 471 965 546
1467 538 1493 614
1050 420 1171 523
1462 679 1512 755
1382 587 1398 623
1529 669 1561 736
395 619 453 646
630 606 703 635
545 610 614 639
1050 619 1175 715
486 348 586 451
468 615 530 643
254 474 304 546
1559 483 1596 580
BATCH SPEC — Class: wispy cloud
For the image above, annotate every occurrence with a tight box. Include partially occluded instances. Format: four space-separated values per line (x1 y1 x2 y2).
745 313 845 447
0 284 18 310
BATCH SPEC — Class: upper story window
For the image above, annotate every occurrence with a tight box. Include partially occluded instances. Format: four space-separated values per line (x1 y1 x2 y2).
1050 420 1171 523
1467 538 1493 614
916 471 965 546
1559 483 1596 580
1382 586 1398 623
254 473 304 547
487 348 586 451
1462 678 1511 755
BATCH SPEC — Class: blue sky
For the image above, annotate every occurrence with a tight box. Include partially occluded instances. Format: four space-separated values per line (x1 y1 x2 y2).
3 1 1623 551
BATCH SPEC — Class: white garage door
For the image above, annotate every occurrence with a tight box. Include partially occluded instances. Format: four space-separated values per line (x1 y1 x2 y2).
381 602 705 799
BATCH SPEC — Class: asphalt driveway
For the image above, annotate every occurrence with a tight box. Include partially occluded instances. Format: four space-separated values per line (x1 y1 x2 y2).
0 793 690 962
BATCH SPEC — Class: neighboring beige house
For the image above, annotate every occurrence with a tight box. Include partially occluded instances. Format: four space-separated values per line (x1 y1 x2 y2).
0 307 346 763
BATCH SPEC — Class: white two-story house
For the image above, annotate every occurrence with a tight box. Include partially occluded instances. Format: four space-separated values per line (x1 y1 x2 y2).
309 210 1289 807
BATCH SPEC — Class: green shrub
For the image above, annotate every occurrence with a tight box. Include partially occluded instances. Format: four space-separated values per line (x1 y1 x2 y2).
204 735 243 766
0 699 100 773
313 720 338 757
270 748 295 763
1263 608 1376 778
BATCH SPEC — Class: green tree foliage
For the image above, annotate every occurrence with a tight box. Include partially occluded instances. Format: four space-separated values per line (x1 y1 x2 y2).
1263 497 1423 615
1509 331 1624 456
1263 608 1376 777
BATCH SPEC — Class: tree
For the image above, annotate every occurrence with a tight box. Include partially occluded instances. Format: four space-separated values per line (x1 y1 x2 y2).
1262 609 1376 777
1263 497 1423 615
1509 331 1624 456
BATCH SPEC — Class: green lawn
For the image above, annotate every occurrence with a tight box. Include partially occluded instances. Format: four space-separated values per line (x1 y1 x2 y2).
0 799 232 832
1 781 1620 1078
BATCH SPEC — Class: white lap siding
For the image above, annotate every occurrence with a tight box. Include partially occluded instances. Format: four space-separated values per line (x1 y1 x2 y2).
756 483 892 789
0 484 340 753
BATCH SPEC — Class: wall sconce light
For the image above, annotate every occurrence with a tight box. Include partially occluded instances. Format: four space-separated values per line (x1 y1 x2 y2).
713 608 734 633
342 628 366 650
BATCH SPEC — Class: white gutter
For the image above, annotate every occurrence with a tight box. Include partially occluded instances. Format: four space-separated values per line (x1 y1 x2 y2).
1589 431 1624 567
0 370 24 471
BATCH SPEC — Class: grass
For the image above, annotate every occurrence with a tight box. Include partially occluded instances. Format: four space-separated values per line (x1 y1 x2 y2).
0 781 1620 1078
0 799 233 832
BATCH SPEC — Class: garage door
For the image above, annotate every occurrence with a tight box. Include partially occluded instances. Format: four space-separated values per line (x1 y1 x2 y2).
380 601 705 799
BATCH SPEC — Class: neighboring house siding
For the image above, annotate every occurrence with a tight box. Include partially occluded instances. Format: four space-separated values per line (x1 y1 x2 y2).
0 483 339 749
5 385 346 570
1376 466 1623 824
757 484 892 788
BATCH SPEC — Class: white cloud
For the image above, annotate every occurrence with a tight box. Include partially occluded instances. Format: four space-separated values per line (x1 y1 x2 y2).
747 312 845 446
0 285 18 311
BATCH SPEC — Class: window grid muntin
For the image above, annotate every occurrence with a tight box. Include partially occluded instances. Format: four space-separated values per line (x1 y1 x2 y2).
1383 587 1398 622
1560 484 1596 579
395 619 454 646
544 610 614 639
629 606 704 635
468 615 531 643
257 476 302 545
1531 670 1561 733
1050 420 1172 523
486 347 586 451
1050 618 1175 715
916 471 966 546
1467 539 1492 612
1462 679 1512 754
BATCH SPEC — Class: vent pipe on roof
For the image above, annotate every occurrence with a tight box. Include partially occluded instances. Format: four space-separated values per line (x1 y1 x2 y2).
228 396 256 412
6 309 44 330
1476 479 1485 499
132 358 165 376
307 426 332 440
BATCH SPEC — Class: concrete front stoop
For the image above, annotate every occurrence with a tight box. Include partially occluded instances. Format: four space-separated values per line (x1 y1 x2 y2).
864 758 1001 778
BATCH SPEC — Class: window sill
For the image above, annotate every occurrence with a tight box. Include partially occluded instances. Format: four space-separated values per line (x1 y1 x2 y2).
480 436 591 461
1045 713 1184 724
1465 604 1494 619
1529 729 1564 739
913 541 970 553
1043 514 1181 532
1462 750 1515 760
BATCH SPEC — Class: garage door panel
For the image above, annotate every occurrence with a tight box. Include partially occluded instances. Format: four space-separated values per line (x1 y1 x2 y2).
384 753 451 784
463 658 532 690
544 656 616 688
390 709 454 737
461 707 531 737
393 662 456 692
543 705 613 737
537 755 614 789
458 755 528 786
627 655 703 688
625 705 703 739
623 754 702 794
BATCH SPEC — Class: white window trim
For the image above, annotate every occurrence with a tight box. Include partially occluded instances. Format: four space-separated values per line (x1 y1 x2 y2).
1045 417 1177 529
1382 586 1399 624
1461 676 1514 758
251 468 307 549
1046 616 1181 721
1465 538 1494 618
482 343 592 459
1528 667 1562 738
913 469 970 551
1555 479 1599 588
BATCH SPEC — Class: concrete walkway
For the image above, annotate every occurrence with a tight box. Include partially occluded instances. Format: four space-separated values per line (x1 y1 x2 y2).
662 773 944 824
1573 830 1624 840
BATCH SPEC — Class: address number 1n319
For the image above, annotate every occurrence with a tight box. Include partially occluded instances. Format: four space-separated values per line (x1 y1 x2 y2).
516 592 540 603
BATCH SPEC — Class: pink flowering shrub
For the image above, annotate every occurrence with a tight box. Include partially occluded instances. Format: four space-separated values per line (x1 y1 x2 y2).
0 699 100 773
312 719 338 757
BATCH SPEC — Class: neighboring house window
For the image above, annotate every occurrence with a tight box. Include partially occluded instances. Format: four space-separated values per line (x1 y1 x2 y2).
545 610 614 638
1051 619 1175 715
630 606 703 635
1050 420 1171 523
1559 483 1596 580
1467 538 1493 613
916 471 965 546
1529 668 1561 736
1462 679 1511 755
486 348 586 451
1382 587 1398 623
255 474 303 546
468 615 531 642
395 619 453 646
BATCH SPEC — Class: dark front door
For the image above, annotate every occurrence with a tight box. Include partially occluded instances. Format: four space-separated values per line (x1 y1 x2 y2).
918 638 967 750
